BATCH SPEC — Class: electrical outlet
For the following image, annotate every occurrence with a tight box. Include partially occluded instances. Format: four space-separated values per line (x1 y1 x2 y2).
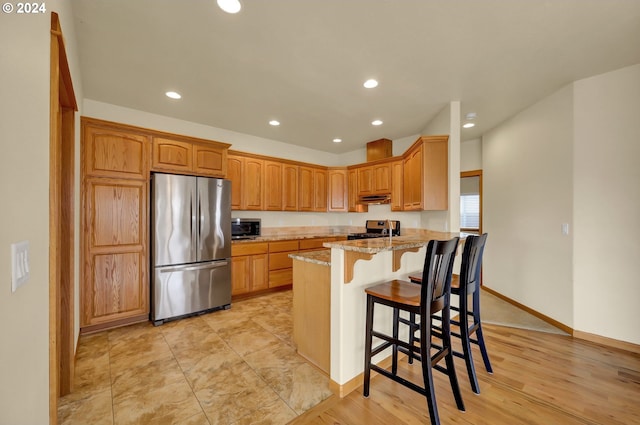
11 240 30 292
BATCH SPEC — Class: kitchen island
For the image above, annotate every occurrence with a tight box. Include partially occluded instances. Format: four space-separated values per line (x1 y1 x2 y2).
290 230 460 397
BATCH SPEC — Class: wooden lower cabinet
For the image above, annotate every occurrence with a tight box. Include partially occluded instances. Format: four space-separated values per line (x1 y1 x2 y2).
232 237 344 297
268 240 299 288
231 242 269 295
81 177 149 330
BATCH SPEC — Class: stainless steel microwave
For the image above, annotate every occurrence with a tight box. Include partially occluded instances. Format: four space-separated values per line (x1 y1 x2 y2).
231 218 261 240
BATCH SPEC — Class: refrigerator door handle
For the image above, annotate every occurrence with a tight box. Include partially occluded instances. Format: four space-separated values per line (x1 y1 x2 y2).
191 185 197 261
158 261 229 274
198 195 202 248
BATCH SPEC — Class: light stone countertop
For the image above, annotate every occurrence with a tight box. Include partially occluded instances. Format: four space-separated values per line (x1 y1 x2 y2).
231 233 349 244
322 231 461 254
289 250 331 266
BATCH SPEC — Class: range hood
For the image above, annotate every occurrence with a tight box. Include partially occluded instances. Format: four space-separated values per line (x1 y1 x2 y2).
358 194 391 204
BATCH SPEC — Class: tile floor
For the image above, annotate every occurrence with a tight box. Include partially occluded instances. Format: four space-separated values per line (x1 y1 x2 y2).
58 290 333 425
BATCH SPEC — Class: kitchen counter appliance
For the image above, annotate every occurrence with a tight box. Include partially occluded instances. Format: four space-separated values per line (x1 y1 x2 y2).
231 217 261 240
347 220 401 240
151 173 232 325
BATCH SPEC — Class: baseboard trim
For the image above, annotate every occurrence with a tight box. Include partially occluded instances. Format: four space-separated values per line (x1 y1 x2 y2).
482 286 640 354
481 286 573 335
329 354 398 398
573 330 640 355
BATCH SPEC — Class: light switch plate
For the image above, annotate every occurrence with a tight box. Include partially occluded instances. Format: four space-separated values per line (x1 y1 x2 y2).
11 240 30 292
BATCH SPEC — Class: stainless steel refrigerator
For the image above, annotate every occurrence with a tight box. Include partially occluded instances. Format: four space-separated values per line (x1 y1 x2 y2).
151 173 232 325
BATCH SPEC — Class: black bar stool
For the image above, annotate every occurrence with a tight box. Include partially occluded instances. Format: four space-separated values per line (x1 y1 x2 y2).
408 233 491 394
363 237 464 425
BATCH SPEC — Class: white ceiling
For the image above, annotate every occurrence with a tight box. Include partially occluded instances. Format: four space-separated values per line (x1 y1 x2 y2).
71 0 640 154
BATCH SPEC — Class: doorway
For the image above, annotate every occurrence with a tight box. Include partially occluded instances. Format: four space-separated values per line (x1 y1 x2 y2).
460 170 482 234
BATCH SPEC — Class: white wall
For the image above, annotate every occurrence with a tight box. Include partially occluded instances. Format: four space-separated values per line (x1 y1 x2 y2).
461 138 482 171
573 64 640 344
483 84 574 327
0 1 82 423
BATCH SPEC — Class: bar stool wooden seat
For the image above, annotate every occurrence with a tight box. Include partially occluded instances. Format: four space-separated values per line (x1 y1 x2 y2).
363 238 464 425
408 233 491 394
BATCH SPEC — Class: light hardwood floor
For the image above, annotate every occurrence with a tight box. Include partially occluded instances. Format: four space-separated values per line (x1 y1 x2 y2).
289 324 640 425
60 289 640 425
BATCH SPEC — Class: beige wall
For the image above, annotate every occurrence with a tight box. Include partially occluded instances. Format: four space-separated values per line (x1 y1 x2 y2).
0 1 82 423
483 63 640 344
0 11 51 422
461 138 482 171
573 64 640 344
483 84 574 327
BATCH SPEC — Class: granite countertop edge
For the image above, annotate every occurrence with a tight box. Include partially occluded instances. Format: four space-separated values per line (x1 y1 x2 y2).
322 231 463 253
289 250 331 266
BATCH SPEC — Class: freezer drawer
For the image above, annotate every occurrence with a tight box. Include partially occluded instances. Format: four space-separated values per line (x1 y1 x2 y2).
152 260 231 324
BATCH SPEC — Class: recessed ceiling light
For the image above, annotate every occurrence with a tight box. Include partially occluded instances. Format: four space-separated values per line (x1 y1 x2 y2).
465 112 477 120
463 122 475 128
371 120 383 126
269 120 280 126
363 79 378 89
217 0 241 14
165 91 181 99
333 138 342 143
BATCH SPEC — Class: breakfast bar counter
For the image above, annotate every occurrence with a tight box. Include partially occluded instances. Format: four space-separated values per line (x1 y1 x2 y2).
290 231 460 397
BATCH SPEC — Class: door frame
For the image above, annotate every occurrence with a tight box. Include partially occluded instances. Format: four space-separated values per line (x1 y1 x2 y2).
460 169 483 234
50 11 77 424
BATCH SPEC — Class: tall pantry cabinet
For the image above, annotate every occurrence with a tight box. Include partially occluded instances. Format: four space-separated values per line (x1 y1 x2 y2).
80 118 150 332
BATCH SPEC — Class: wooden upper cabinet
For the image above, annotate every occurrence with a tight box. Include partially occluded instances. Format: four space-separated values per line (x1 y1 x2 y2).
152 137 193 173
83 120 149 179
314 168 328 212
152 137 228 177
348 168 367 212
403 143 422 210
282 163 298 211
356 161 392 196
227 154 243 210
264 160 283 211
357 166 373 195
298 166 314 211
422 136 449 210
243 157 264 210
193 143 227 177
299 166 328 212
391 159 403 211
372 162 392 193
328 168 348 212
402 135 449 211
227 153 264 210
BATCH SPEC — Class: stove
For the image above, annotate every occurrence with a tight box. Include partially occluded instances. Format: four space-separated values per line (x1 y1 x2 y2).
348 220 401 240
